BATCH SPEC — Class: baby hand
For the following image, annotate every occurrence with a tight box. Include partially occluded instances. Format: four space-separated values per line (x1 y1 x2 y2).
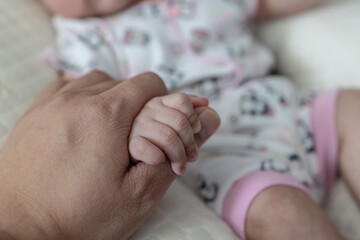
129 93 209 175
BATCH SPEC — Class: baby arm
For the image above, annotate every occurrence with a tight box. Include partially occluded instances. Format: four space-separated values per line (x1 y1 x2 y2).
256 0 327 20
129 93 209 175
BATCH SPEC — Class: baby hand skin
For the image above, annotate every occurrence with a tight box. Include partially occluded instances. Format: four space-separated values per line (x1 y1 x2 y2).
129 93 209 175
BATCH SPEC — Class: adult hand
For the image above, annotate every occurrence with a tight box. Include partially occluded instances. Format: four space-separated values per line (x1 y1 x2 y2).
0 71 220 240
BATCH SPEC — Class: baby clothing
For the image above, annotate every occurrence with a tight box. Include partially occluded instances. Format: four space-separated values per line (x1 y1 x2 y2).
181 78 339 239
46 0 274 90
47 0 339 239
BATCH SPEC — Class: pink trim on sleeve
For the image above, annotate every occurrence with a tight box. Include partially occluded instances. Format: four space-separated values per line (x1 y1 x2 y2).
310 90 340 196
222 170 312 240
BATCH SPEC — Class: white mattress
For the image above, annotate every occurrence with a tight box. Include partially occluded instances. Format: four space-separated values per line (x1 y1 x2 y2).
0 0 359 239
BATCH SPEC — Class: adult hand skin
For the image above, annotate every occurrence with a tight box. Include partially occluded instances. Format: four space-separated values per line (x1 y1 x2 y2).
0 71 220 240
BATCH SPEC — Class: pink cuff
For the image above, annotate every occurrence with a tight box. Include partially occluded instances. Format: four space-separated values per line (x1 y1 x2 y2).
310 90 340 196
222 170 312 240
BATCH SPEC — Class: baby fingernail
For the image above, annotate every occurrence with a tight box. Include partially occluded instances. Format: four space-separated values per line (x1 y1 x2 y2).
180 165 187 174
192 120 202 134
188 151 198 162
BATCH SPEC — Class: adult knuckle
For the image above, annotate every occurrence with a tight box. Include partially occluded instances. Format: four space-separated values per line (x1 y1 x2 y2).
86 96 112 119
52 92 74 106
87 70 112 81
142 72 163 84
131 72 163 90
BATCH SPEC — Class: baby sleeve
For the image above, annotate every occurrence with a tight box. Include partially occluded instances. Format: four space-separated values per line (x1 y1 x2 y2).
46 16 120 80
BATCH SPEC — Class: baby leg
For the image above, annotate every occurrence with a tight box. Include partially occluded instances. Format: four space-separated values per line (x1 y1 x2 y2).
219 83 345 240
337 90 360 204
222 171 344 240
184 78 345 239
246 186 344 240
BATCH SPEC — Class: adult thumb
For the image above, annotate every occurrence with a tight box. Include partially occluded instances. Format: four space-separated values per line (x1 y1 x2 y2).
194 107 221 148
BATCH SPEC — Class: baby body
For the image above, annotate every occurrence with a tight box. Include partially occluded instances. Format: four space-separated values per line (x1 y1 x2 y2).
41 0 353 239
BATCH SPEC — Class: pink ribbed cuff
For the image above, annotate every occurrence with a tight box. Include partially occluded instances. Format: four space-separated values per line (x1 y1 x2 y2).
310 90 339 196
222 170 312 240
